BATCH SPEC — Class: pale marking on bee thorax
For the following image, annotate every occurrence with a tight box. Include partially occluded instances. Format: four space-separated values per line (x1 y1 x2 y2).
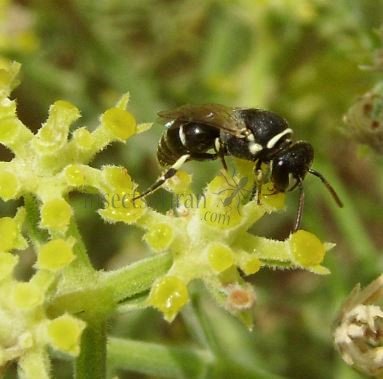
266 128 293 149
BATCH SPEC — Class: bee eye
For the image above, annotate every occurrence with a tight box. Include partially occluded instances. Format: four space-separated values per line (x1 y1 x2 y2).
271 158 289 192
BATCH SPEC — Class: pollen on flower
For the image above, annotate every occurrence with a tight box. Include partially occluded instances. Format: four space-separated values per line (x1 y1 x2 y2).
12 282 43 309
290 229 325 267
101 108 137 141
143 223 174 253
37 239 75 271
149 276 189 321
46 314 86 356
0 169 19 200
40 198 72 231
0 217 18 251
207 242 235 273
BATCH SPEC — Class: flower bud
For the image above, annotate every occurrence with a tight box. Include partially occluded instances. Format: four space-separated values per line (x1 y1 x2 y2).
143 223 174 253
0 217 18 251
101 108 136 141
37 239 75 272
289 230 326 267
0 169 19 200
72 128 94 151
34 101 80 154
207 242 235 273
46 314 86 356
149 276 189 322
12 282 44 309
40 198 72 231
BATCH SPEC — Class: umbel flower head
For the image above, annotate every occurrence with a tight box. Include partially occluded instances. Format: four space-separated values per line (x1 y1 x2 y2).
334 275 383 377
0 59 148 376
0 59 334 377
133 163 333 324
0 209 85 377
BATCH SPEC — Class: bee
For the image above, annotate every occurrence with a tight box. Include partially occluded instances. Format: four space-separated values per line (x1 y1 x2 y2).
133 104 343 231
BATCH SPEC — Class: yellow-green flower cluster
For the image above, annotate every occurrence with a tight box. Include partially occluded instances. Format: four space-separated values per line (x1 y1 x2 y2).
0 60 334 377
0 60 149 237
0 211 84 378
0 60 150 376
133 161 332 324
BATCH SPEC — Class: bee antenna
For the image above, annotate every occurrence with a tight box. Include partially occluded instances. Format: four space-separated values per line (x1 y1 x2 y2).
308 169 343 208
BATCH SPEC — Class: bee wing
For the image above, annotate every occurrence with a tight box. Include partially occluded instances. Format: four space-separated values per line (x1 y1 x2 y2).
158 104 247 138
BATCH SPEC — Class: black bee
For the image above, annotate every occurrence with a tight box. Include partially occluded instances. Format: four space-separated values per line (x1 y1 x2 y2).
133 104 343 231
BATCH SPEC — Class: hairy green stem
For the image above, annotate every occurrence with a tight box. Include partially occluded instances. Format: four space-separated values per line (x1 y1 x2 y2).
64 217 94 275
23 193 49 244
75 318 107 379
48 253 172 317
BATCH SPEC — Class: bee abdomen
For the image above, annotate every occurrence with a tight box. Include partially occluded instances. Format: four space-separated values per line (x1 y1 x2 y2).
157 129 184 167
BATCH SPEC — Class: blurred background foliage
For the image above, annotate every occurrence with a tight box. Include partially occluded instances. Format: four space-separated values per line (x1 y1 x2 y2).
1 0 383 378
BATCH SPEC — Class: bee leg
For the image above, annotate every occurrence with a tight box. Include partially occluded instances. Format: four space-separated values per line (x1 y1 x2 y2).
293 180 304 232
132 154 190 201
214 138 228 171
251 161 264 204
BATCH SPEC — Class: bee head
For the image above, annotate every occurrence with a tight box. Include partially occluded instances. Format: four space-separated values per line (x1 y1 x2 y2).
271 141 314 192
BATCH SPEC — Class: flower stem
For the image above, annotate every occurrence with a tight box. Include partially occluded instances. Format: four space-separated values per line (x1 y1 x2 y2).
75 317 107 379
107 337 213 379
23 194 49 244
48 253 172 317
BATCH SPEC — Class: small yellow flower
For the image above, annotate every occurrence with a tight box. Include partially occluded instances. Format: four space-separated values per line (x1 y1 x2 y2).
46 314 86 356
143 223 174 253
37 239 75 272
0 252 18 280
290 230 326 267
237 253 261 276
149 276 189 322
101 108 136 141
72 127 94 151
0 168 19 200
40 198 73 232
0 217 18 251
207 242 235 273
12 282 44 309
